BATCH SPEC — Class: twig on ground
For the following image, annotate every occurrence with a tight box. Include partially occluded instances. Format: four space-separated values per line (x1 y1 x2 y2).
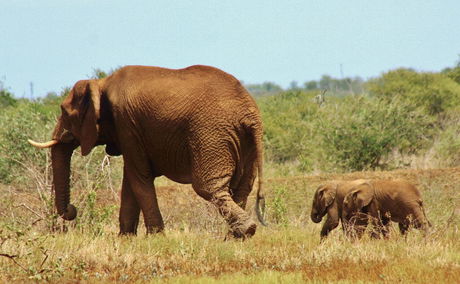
0 253 28 273
15 203 44 219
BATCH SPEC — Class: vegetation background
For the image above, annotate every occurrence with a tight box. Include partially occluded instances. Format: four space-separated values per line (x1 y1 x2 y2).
0 62 459 282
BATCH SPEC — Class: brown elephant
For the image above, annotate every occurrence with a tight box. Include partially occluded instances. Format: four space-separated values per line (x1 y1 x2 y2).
342 180 430 239
310 179 368 240
28 65 266 239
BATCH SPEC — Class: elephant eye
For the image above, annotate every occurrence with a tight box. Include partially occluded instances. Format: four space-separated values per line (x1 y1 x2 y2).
60 115 71 131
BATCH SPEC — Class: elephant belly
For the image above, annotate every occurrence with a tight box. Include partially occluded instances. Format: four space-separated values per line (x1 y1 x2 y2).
148 152 192 184
145 140 193 184
163 173 192 184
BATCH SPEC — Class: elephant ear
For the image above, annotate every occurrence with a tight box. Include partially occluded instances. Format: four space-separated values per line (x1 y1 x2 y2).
80 80 101 156
63 80 101 156
350 183 374 211
318 184 336 208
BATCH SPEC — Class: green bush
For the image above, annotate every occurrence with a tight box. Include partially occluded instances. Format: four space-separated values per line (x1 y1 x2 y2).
432 107 460 167
269 185 288 226
259 90 436 172
317 96 434 171
366 68 460 115
0 88 17 108
259 90 320 166
0 101 57 184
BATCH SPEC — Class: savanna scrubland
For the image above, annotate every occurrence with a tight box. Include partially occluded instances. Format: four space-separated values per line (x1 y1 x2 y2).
1 64 459 282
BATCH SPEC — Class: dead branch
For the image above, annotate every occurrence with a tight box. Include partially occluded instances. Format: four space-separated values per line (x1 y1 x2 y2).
0 253 28 273
15 203 44 219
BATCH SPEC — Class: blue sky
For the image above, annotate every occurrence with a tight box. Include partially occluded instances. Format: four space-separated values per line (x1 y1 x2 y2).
1 0 459 97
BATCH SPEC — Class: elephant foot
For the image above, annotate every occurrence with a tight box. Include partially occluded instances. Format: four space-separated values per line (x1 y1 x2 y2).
225 220 257 240
119 221 139 236
146 226 165 235
119 231 137 237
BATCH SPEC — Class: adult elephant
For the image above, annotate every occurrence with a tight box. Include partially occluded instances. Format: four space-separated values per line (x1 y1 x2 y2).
29 65 266 239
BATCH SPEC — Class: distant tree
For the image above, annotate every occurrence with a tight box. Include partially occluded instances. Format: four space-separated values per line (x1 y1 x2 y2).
0 85 16 108
289 81 300 90
92 68 109 79
319 75 333 90
302 76 364 94
442 59 460 84
443 67 460 84
40 92 62 105
245 82 283 96
349 76 365 94
304 80 318 90
91 67 121 79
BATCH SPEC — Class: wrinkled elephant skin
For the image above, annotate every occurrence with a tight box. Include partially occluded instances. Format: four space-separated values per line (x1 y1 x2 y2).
29 65 266 239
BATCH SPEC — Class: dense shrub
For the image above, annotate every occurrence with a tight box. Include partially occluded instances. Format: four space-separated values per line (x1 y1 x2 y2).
260 90 436 172
259 90 320 166
431 107 460 167
0 88 17 108
317 96 434 171
366 68 460 115
0 102 57 183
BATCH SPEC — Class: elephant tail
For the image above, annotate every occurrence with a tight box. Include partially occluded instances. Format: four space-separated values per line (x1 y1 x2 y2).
252 124 268 226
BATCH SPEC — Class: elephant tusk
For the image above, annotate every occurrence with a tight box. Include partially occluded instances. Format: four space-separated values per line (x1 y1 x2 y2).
28 139 59 148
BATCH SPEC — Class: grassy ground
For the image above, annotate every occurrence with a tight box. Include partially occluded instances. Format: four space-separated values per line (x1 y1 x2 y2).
1 167 459 282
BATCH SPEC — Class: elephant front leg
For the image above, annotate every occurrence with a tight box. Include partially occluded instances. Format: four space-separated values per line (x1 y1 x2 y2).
344 213 368 240
370 215 390 239
320 217 339 241
399 222 409 235
123 163 164 235
119 174 140 235
320 206 339 241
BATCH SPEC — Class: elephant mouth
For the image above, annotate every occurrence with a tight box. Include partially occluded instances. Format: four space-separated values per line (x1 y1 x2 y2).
311 213 323 223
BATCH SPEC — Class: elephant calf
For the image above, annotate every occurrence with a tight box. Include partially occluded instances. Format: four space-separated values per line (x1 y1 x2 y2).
342 179 430 239
310 179 368 240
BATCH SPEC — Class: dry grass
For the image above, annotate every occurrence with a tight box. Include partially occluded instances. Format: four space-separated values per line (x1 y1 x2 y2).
1 167 459 282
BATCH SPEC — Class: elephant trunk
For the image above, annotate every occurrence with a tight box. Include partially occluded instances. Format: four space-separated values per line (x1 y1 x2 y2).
51 143 77 220
310 209 322 223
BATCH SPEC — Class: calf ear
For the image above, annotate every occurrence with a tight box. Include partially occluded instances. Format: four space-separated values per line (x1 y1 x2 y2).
80 80 101 156
317 185 336 208
323 186 337 207
353 184 374 210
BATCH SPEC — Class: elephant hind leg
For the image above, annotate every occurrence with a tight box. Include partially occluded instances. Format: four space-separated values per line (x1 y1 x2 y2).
371 215 391 239
399 222 409 235
344 213 368 240
409 211 430 236
192 174 256 240
230 152 257 210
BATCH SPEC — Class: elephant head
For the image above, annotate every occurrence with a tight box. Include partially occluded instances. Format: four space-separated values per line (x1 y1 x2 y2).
342 183 374 222
28 79 103 220
310 184 337 223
